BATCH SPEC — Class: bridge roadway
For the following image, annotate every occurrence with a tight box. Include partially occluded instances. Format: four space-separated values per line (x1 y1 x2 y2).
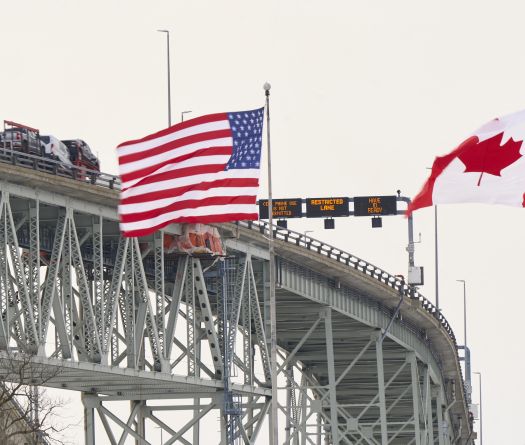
0 160 472 444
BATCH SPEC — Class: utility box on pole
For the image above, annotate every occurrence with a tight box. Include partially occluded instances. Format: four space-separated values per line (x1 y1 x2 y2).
408 266 424 286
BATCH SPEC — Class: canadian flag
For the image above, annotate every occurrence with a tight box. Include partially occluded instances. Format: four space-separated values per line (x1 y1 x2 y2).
407 109 525 215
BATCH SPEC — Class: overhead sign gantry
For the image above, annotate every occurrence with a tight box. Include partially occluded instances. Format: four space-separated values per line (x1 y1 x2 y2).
258 194 399 226
257 193 424 285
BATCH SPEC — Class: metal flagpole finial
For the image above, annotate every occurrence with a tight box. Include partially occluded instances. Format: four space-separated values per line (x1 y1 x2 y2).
263 82 271 96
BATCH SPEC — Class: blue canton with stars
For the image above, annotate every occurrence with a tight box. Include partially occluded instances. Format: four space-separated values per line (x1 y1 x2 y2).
226 108 264 170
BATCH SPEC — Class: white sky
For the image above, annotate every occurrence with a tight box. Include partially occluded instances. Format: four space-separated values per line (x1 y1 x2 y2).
1 1 523 443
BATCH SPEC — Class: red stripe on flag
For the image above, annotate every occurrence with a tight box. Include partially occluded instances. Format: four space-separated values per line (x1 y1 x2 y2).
120 178 260 205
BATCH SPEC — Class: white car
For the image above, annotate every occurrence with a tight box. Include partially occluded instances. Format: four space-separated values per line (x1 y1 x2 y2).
40 135 73 166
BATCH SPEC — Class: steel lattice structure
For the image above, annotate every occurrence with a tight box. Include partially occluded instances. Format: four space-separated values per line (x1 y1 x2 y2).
0 161 473 444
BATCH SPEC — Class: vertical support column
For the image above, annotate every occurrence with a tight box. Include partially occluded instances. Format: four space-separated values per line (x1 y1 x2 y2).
316 407 322 445
323 309 339 445
300 375 307 445
132 400 146 445
423 367 434 445
186 260 196 378
242 283 254 439
262 261 275 442
0 197 10 351
220 403 228 445
436 387 445 445
193 326 202 445
124 239 136 368
93 216 104 362
375 336 388 445
28 199 40 349
408 352 422 445
82 393 96 445
262 261 271 352
285 364 293 444
154 231 166 371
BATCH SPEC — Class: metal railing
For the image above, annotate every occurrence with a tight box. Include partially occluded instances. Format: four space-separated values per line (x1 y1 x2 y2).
0 143 121 190
240 219 457 345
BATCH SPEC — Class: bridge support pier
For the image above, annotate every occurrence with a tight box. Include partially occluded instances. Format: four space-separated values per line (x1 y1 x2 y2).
323 308 339 445
376 336 388 445
82 393 96 445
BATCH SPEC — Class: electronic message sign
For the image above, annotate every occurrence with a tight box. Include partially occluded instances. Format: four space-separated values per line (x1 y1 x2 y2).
353 196 397 216
258 198 303 219
306 197 349 218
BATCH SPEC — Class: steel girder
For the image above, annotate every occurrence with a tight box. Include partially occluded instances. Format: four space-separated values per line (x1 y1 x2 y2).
0 181 470 444
0 189 273 444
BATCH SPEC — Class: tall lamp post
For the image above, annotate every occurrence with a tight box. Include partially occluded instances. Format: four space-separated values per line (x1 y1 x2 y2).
181 110 192 122
457 279 471 404
473 371 483 445
303 230 313 244
157 29 172 127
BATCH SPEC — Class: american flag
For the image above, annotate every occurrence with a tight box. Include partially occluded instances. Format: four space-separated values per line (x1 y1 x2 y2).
117 108 264 237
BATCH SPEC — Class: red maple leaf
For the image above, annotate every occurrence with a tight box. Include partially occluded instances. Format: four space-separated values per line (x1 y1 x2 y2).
457 132 523 186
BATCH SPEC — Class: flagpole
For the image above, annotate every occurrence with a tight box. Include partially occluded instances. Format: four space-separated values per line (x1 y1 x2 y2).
434 205 439 310
157 29 172 127
264 81 279 445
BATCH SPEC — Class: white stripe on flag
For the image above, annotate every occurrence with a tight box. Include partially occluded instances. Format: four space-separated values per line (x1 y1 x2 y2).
117 120 230 157
119 203 257 232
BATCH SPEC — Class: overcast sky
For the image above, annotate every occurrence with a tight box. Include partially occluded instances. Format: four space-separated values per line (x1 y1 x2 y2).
2 1 524 443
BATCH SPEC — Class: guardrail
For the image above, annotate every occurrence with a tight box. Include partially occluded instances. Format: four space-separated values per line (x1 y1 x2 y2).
239 220 457 345
0 144 121 190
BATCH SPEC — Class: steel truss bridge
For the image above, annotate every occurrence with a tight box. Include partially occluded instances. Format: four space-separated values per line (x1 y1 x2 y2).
0 159 473 444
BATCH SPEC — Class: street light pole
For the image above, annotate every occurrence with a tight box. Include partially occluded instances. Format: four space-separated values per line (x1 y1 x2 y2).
157 29 172 127
473 371 483 445
181 110 192 122
456 279 467 348
303 230 313 245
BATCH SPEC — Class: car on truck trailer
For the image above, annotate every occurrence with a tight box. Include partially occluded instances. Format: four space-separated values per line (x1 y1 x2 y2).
2 120 42 155
61 139 100 181
40 135 74 176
